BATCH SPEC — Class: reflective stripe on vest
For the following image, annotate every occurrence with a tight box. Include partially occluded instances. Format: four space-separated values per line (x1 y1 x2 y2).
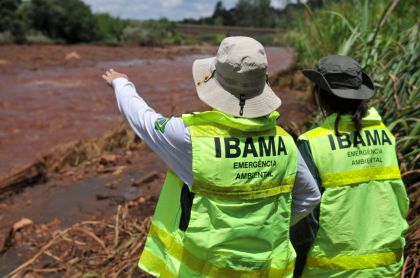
300 109 409 277
192 177 294 200
306 249 403 269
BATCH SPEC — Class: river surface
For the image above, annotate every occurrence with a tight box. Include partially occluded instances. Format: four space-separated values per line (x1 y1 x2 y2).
0 45 294 179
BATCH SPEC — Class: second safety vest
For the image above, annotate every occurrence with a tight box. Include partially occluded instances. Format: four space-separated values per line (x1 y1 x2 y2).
300 107 409 278
139 110 299 277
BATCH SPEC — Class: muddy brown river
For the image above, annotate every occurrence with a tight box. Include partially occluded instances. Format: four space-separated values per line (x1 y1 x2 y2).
0 45 296 179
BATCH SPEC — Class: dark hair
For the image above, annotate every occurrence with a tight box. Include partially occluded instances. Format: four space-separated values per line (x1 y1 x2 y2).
313 85 368 136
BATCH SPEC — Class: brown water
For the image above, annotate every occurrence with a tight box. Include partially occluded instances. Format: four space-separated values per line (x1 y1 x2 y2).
0 45 294 179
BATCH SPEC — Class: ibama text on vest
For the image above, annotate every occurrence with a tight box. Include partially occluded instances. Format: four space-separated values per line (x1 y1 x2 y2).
327 129 392 151
213 136 287 158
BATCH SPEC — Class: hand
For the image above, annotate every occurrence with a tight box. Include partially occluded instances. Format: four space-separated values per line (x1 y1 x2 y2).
102 69 128 86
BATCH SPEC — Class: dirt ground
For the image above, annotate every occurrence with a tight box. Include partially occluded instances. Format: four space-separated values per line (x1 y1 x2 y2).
0 44 315 277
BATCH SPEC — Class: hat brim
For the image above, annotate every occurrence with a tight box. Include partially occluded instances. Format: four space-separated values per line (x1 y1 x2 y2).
302 69 374 100
192 57 281 118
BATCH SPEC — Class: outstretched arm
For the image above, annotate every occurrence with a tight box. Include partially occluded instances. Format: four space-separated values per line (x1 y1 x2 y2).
102 69 193 186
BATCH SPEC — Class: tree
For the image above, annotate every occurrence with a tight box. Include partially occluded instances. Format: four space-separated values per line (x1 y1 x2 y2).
95 13 131 43
212 1 235 26
0 0 21 32
233 0 277 28
31 0 97 43
59 0 97 42
0 0 29 43
212 1 225 25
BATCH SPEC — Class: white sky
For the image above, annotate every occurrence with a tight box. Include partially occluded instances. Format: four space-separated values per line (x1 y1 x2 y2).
82 0 302 21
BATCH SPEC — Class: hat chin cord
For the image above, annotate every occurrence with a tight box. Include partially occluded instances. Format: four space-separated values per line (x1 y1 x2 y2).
314 86 327 118
239 94 246 116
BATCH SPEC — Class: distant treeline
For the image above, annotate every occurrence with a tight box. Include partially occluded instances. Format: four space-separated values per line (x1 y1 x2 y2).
182 0 323 28
0 0 180 45
0 0 324 45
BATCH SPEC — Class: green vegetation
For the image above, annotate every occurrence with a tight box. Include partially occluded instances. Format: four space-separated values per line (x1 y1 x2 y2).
181 0 320 46
0 0 98 43
121 19 183 46
0 0 184 45
0 0 31 43
31 0 97 43
183 0 321 28
194 33 226 45
94 13 131 44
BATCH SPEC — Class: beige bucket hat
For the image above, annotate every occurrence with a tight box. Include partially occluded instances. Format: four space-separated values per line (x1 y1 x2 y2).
192 36 281 118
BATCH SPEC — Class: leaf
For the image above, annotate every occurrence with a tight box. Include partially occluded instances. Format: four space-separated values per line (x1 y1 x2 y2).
13 218 33 232
339 26 361 55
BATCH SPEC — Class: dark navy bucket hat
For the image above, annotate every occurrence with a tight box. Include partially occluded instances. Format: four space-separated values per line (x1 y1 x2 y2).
302 55 374 100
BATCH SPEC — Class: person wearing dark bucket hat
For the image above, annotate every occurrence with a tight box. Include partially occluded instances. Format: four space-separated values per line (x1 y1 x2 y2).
290 55 409 278
302 54 375 100
103 36 321 277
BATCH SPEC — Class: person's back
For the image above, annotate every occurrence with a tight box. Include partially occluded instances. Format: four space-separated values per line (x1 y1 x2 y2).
297 55 409 277
103 36 320 277
141 110 299 276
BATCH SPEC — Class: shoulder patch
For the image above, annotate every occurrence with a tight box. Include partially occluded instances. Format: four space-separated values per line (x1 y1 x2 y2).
154 117 169 133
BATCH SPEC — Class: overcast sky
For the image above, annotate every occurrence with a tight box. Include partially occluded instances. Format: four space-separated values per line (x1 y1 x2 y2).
82 0 300 21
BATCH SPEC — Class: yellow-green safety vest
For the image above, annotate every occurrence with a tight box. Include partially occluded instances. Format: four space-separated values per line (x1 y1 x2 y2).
299 107 409 278
139 110 299 277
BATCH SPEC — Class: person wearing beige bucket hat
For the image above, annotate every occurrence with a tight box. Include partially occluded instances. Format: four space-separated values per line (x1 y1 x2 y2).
192 36 281 118
290 55 409 278
103 36 320 277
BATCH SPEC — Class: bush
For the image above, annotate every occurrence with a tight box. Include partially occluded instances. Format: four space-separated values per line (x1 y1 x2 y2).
0 31 14 44
195 33 225 45
95 13 131 44
121 19 181 46
253 34 280 46
25 30 54 44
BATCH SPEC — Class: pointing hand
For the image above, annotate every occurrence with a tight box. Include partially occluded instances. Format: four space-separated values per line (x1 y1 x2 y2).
102 69 128 86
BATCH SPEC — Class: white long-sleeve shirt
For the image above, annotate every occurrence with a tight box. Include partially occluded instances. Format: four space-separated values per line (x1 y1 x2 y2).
112 77 320 225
